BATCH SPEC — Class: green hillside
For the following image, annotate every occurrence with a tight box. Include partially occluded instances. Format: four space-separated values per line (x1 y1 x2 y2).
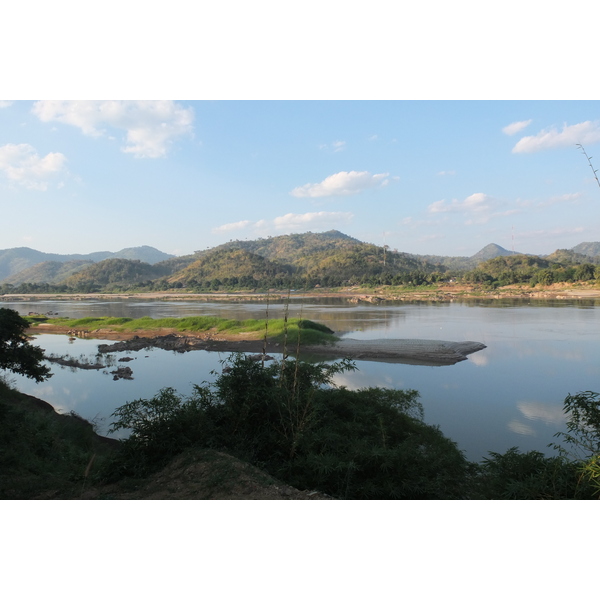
545 249 600 265
62 259 171 291
167 248 295 288
0 246 174 282
211 230 362 264
571 242 600 258
3 231 600 294
2 260 94 285
110 245 175 264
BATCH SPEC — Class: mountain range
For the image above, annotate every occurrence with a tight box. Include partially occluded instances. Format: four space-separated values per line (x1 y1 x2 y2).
1 232 600 288
0 246 174 283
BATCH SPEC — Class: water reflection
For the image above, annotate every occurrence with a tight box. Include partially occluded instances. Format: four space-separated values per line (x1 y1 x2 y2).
3 297 599 462
508 420 537 437
517 401 566 427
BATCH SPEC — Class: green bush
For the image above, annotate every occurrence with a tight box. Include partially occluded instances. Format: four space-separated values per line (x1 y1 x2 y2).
552 391 600 460
469 447 596 500
106 354 469 499
0 378 111 499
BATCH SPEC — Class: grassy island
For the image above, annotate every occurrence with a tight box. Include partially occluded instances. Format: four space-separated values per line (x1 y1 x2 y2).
26 314 339 346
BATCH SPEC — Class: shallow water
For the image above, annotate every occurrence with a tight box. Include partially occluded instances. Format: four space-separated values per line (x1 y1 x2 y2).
3 297 599 461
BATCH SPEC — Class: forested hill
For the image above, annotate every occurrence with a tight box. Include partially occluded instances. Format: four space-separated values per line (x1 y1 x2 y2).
571 242 600 258
0 245 175 281
61 259 171 292
187 231 444 287
208 232 519 272
3 230 600 292
201 230 363 264
2 260 94 285
416 243 517 270
167 248 295 288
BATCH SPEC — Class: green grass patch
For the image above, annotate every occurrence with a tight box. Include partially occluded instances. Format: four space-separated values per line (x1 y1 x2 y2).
36 315 338 345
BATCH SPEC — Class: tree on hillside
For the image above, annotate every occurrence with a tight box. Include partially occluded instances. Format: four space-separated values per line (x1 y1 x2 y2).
0 308 51 382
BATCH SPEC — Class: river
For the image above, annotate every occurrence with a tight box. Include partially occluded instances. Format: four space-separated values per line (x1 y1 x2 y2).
3 296 599 462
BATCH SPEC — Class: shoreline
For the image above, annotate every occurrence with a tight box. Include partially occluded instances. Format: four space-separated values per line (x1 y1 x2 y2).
3 282 600 304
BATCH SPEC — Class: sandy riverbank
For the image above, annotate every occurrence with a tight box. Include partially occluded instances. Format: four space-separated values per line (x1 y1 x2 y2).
4 282 600 304
28 323 486 367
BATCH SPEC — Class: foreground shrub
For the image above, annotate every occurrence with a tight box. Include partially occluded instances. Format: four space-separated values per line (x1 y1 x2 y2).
470 447 597 500
0 377 112 499
551 391 600 460
106 354 469 499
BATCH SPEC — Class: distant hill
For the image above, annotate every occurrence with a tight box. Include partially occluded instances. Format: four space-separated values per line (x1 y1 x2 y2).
61 259 171 290
203 230 363 265
476 254 552 276
0 246 175 282
198 231 443 283
167 248 295 287
471 243 516 263
3 232 600 291
411 243 516 271
545 249 600 265
110 246 175 264
2 260 94 285
571 242 600 258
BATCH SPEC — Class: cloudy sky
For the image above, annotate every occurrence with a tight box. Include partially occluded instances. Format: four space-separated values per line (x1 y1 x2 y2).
2 3 599 260
1 99 599 258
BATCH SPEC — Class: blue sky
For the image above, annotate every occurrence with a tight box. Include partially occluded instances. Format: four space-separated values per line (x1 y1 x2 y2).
2 3 599 260
0 100 600 256
2 100 599 258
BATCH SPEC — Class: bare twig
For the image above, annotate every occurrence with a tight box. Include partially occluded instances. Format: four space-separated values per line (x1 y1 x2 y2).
577 144 600 191
262 292 270 367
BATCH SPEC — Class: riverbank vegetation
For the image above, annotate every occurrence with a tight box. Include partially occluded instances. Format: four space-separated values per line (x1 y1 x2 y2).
2 355 600 500
0 377 116 499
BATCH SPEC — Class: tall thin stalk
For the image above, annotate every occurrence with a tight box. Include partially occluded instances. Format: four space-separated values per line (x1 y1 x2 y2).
577 144 600 191
280 287 292 381
262 292 270 367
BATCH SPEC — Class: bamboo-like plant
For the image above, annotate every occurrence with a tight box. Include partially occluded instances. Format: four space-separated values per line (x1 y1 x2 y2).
576 143 600 191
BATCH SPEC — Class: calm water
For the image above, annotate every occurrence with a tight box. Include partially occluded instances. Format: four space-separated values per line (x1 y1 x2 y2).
3 297 600 462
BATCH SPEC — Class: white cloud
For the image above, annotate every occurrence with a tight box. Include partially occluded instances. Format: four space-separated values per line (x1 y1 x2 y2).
213 211 353 235
273 211 353 229
32 100 194 158
0 143 66 190
428 193 503 225
516 192 582 210
436 170 456 176
319 140 346 153
542 192 582 207
212 220 252 233
0 101 13 109
512 120 600 153
428 192 494 214
502 119 532 135
518 226 585 241
290 170 390 198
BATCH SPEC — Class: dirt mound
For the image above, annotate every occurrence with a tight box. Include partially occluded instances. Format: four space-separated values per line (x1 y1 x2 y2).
83 448 333 500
